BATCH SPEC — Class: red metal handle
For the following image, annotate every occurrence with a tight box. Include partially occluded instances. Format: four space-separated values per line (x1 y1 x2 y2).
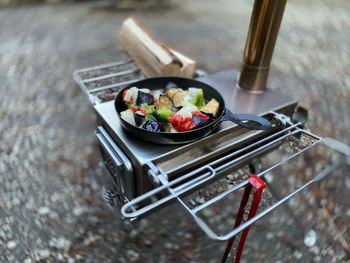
221 175 266 263
234 176 266 262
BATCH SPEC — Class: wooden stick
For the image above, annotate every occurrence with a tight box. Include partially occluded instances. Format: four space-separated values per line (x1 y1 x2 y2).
170 49 196 77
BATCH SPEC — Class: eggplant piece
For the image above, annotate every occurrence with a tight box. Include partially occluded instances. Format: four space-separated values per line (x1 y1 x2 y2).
142 117 161 132
158 95 174 110
200 99 220 117
164 82 179 99
172 90 188 107
136 91 154 106
134 111 146 126
192 112 210 127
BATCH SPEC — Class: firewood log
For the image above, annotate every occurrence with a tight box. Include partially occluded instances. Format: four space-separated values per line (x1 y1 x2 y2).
119 18 196 77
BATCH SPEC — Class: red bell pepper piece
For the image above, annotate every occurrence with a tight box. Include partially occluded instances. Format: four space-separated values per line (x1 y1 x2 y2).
169 114 197 131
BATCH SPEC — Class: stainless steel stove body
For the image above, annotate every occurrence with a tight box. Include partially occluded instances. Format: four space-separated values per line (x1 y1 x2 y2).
74 61 349 240
93 68 296 198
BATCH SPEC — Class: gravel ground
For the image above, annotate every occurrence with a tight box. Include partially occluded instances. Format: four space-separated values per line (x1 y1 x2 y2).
0 0 349 262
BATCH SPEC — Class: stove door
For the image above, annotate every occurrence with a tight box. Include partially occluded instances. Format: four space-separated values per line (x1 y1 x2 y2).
96 126 135 205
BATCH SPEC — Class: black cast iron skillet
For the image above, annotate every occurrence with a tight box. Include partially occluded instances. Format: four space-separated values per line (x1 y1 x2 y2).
115 77 272 145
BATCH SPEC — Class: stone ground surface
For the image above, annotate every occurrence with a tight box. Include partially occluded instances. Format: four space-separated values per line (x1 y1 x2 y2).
0 0 350 262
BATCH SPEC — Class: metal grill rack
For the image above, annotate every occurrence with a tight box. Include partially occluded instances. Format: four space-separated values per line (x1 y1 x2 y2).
120 119 350 240
73 59 144 105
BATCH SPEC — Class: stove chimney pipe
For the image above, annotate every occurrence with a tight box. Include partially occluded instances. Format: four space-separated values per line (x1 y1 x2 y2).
238 0 287 92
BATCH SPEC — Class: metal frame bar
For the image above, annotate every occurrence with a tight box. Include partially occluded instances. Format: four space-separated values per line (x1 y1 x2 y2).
73 59 143 105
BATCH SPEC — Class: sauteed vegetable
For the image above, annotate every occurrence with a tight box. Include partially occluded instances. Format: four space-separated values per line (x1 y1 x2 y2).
120 83 219 132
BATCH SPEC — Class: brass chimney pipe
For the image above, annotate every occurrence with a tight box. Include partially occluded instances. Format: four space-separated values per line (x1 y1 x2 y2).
238 0 287 92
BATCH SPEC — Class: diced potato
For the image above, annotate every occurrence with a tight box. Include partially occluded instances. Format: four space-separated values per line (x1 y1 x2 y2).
200 99 220 117
158 95 174 110
172 90 188 107
165 88 181 99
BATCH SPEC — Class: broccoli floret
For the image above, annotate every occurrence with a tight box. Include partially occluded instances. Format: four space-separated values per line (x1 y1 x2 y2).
155 109 173 123
189 91 205 107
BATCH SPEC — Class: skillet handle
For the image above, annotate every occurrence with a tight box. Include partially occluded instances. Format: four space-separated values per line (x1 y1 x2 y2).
221 109 272 130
